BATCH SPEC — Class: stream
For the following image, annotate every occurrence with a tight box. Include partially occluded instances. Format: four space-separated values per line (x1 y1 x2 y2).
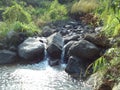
0 57 93 90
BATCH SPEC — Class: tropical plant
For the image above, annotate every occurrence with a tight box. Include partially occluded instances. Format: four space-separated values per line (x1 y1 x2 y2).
40 0 68 22
2 3 31 23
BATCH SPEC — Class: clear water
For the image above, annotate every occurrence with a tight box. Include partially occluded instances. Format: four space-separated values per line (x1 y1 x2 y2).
0 58 93 90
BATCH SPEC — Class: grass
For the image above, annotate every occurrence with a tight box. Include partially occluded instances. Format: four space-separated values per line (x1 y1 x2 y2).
71 0 98 14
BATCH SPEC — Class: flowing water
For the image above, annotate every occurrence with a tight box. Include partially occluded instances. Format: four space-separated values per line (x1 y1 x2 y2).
0 43 93 90
0 59 93 90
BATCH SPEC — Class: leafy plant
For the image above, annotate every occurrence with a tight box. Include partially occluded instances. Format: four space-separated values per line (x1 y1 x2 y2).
11 21 40 36
2 3 31 23
40 0 68 22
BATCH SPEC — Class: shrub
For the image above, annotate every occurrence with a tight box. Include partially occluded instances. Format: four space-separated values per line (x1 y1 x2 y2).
0 22 9 38
0 21 40 38
2 3 31 23
11 21 40 36
40 0 68 22
71 0 98 14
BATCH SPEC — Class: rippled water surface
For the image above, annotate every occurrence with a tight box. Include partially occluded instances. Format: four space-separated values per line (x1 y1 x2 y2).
0 59 92 90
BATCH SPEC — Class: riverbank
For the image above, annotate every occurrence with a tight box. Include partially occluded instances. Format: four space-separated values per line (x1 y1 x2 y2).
0 0 120 90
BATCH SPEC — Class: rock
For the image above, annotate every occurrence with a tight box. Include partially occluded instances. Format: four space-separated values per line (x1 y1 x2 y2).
0 43 4 49
18 37 45 62
63 41 76 63
65 56 85 79
84 34 110 48
48 59 60 66
60 29 68 36
0 50 17 64
68 40 100 63
47 33 64 66
41 26 54 37
64 34 80 44
6 30 27 47
64 25 73 29
98 84 112 90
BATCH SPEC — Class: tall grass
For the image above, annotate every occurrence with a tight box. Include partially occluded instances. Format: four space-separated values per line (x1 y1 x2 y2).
71 0 98 14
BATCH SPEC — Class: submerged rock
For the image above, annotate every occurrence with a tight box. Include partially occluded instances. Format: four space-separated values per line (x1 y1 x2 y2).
0 50 17 64
18 37 45 62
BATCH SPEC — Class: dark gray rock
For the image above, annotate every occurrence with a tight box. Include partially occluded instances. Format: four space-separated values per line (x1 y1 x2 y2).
84 34 110 48
6 30 27 47
47 33 64 66
18 37 45 61
68 40 100 63
65 56 85 79
63 41 76 63
48 59 60 66
41 26 54 37
0 50 17 64
64 34 80 44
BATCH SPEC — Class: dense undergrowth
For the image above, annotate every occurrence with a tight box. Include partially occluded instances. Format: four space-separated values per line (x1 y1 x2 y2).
0 0 120 87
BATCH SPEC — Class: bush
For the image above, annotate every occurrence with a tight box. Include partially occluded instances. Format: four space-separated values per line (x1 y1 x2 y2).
40 0 68 22
2 3 31 23
0 22 9 38
98 0 120 37
71 0 98 14
0 21 40 38
11 21 40 36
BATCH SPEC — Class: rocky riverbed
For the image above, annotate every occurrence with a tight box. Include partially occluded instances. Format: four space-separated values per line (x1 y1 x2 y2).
0 20 113 90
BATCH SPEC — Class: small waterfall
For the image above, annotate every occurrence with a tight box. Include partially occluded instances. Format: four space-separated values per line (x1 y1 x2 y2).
0 37 93 90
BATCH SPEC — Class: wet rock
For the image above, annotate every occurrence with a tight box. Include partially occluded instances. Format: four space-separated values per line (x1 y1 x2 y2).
0 50 17 64
48 59 60 66
64 34 80 44
63 41 76 63
64 25 73 29
68 40 100 63
6 30 27 47
60 28 69 36
84 34 110 48
47 33 64 66
41 26 54 37
98 84 112 90
18 37 45 62
65 56 85 79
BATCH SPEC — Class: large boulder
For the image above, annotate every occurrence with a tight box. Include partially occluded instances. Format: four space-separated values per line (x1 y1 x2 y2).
47 33 64 66
68 40 100 63
65 56 86 79
18 37 45 62
84 34 110 48
0 50 17 64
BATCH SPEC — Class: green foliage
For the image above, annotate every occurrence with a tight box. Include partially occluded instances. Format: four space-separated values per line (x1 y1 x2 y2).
40 0 68 22
10 21 40 36
2 3 31 23
92 57 108 73
0 21 40 38
91 47 120 73
0 22 9 38
95 0 120 37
